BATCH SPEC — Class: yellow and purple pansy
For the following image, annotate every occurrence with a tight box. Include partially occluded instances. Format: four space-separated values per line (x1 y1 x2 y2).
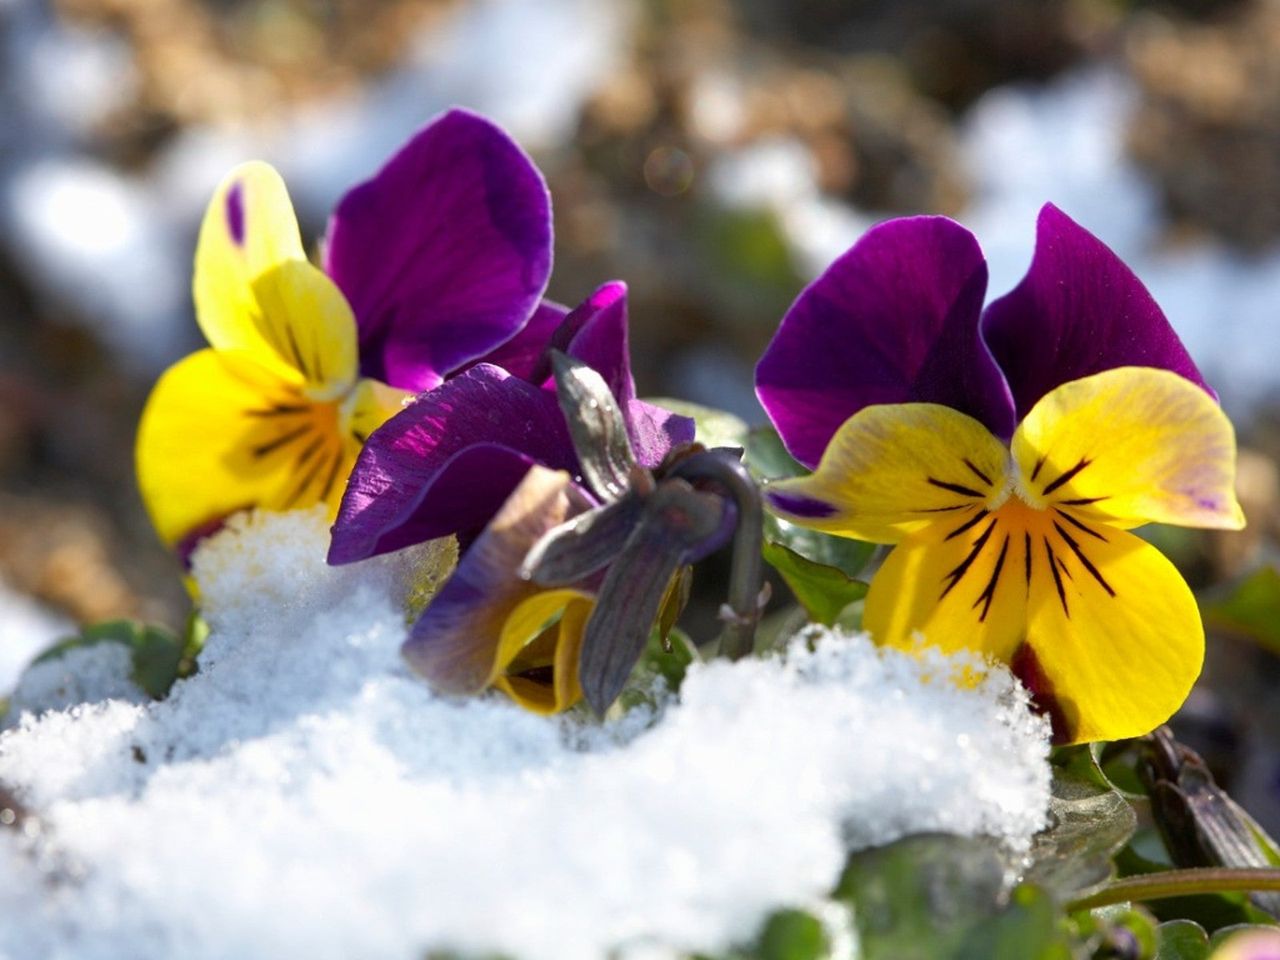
755 204 1245 745
135 109 553 554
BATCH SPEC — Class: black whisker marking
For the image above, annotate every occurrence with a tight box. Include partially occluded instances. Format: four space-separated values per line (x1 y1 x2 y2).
284 323 308 377
251 423 312 459
245 403 311 418
294 434 325 471
974 534 1010 622
945 509 989 541
1043 457 1092 496
1053 521 1116 597
1023 532 1032 586
351 429 368 445
940 518 997 600
317 451 345 503
927 477 986 498
282 448 329 508
1030 455 1047 482
1059 496 1107 506
1053 508 1108 542
916 504 969 513
1044 539 1069 617
963 458 992 486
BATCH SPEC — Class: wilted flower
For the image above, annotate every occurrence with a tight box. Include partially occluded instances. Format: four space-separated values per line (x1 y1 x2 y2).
136 109 552 553
756 204 1244 745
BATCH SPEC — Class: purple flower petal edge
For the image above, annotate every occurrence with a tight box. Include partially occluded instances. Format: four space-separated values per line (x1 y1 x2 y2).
325 108 554 392
328 365 574 564
982 203 1213 420
756 215 1015 468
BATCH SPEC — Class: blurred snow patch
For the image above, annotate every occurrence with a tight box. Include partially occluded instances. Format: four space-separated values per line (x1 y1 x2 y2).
0 509 1049 959
0 578 71 695
5 642 145 722
2 158 188 371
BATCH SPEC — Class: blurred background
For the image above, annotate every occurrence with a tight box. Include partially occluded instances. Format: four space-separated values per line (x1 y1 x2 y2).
3 0 1280 819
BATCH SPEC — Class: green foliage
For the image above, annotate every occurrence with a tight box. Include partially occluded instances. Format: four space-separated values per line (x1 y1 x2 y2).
1026 756 1139 901
1154 919 1210 959
833 833 1073 959
760 541 868 625
755 909 830 960
31 616 203 700
744 425 877 625
1206 565 1280 655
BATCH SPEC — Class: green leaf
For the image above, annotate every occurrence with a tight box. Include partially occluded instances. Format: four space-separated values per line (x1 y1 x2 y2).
34 619 190 700
755 909 829 960
647 399 749 452
761 541 868 625
834 834 1072 959
1154 920 1210 959
1206 566 1280 655
744 425 805 482
1025 761 1138 900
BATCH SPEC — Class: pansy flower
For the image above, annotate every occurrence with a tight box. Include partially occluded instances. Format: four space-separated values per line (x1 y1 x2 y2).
756 204 1244 745
327 281 694 564
136 109 552 552
398 355 738 715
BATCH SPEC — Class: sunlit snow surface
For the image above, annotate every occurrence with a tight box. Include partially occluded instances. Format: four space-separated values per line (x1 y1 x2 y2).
0 509 1051 960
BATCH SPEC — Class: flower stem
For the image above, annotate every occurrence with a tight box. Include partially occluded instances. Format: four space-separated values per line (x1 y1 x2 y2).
1066 867 1280 912
671 451 763 660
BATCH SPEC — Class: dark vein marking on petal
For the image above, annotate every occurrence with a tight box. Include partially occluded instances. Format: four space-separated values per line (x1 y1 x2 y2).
1059 496 1108 506
318 451 345 503
251 423 312 459
940 518 997 600
294 434 325 471
282 447 329 508
945 508 989 541
283 322 308 378
245 404 311 418
962 459 992 487
916 504 969 513
1043 457 1092 496
1053 508 1109 542
974 534 1010 622
1024 532 1032 586
927 477 985 498
1030 455 1047 482
351 429 367 445
1045 538 1069 618
1053 521 1116 597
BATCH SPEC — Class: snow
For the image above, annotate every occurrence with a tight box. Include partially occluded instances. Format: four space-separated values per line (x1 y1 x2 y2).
0 508 1051 959
0 578 72 695
4 641 145 720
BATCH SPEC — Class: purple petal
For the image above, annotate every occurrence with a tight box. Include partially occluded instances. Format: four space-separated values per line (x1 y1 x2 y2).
982 204 1213 421
328 364 575 564
325 108 554 392
402 466 591 694
464 300 568 382
755 216 1016 468
626 398 694 470
553 281 635 402
537 283 694 468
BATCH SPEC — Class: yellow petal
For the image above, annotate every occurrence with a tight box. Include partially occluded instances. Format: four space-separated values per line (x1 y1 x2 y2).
1018 523 1204 745
493 589 593 714
864 501 1031 665
341 377 411 450
1012 366 1244 531
194 162 357 396
767 403 1011 543
136 349 349 546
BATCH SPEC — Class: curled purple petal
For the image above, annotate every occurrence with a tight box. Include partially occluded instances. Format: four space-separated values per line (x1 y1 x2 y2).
402 466 591 695
465 300 568 382
982 203 1213 420
328 364 574 564
325 108 554 392
626 398 694 470
756 216 1015 468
